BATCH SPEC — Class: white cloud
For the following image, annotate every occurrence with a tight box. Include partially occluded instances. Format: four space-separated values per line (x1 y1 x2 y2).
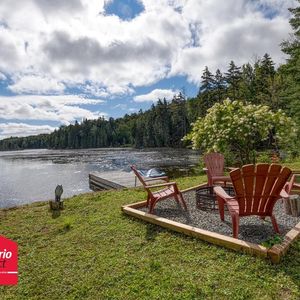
251 0 297 17
133 89 179 102
0 122 56 140
168 0 298 83
106 85 135 96
0 73 6 80
83 84 110 98
0 0 296 92
0 27 27 73
8 75 65 94
0 0 190 94
170 14 291 83
0 95 106 124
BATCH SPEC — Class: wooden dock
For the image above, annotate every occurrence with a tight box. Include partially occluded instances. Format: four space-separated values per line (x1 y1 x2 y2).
89 171 142 191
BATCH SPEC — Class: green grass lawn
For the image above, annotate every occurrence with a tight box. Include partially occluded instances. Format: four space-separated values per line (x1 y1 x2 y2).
0 173 299 299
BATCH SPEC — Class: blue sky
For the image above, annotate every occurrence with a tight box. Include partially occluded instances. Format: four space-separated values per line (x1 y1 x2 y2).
0 0 297 139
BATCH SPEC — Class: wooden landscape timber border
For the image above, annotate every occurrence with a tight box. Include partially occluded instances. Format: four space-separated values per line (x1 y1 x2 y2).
122 183 300 263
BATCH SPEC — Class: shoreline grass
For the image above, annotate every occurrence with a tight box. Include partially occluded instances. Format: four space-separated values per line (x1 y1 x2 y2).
0 174 299 299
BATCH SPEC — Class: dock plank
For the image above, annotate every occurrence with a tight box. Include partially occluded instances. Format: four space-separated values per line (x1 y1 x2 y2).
89 170 167 191
89 171 141 190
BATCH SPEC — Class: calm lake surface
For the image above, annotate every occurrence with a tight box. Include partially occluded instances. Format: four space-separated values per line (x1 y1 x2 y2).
0 148 200 208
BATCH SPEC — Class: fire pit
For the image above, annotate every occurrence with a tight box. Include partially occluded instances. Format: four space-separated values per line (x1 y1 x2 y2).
196 186 235 211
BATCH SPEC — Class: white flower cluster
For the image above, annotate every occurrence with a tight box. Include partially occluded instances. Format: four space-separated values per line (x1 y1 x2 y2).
187 99 297 161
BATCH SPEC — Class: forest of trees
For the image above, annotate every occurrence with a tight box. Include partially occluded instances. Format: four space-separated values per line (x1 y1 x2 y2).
0 2 299 152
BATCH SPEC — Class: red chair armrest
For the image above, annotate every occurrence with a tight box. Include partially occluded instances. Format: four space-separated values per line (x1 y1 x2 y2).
214 186 234 200
145 182 177 189
280 189 289 199
144 176 169 182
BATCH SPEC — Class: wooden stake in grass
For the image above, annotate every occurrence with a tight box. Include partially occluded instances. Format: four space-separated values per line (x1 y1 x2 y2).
50 185 64 210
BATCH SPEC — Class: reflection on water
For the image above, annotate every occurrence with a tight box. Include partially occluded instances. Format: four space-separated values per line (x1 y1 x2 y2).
0 148 200 208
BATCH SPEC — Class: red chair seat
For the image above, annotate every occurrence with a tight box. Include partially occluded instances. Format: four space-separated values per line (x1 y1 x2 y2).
152 187 174 199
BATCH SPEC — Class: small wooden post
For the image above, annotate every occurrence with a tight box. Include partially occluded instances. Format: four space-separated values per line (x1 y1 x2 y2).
49 185 64 210
283 199 292 215
290 195 300 217
284 195 300 217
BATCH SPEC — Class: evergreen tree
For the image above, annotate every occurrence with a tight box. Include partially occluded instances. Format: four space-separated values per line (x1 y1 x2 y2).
214 69 226 102
225 61 242 100
261 53 276 78
279 0 300 125
143 106 156 147
153 99 171 147
281 1 300 77
197 66 215 116
198 66 214 94
169 93 189 147
239 63 256 103
254 54 277 106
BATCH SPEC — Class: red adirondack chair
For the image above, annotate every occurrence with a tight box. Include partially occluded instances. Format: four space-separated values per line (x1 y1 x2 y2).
214 164 292 238
131 165 187 214
203 152 231 186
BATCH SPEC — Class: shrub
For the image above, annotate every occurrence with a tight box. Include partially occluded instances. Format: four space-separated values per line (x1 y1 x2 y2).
185 99 297 165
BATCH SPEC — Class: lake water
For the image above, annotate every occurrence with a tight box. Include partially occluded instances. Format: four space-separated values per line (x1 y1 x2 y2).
0 148 200 208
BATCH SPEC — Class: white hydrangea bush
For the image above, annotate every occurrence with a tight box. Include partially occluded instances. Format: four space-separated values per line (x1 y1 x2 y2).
185 99 297 164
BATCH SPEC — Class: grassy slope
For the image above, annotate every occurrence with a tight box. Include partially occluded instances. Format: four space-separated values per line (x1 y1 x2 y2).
285 161 300 172
0 174 299 300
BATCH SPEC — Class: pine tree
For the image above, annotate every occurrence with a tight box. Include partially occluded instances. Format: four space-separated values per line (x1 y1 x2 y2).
214 69 226 102
170 93 188 147
197 66 215 116
143 107 156 147
281 1 300 77
279 0 300 125
261 53 276 78
225 61 242 100
198 66 214 94
254 54 277 106
153 99 171 147
239 63 256 103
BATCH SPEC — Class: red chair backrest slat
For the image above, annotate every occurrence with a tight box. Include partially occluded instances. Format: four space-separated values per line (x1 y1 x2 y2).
230 164 292 216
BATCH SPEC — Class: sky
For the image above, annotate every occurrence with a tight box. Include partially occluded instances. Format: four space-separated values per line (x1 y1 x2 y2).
0 0 297 140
